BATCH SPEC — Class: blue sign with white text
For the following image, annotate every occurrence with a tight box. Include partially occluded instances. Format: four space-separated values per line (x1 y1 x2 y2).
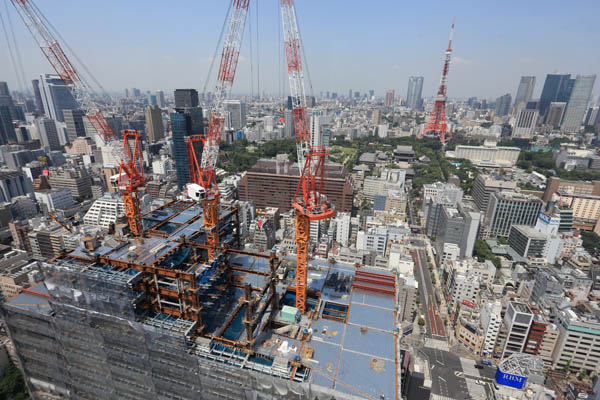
495 368 526 389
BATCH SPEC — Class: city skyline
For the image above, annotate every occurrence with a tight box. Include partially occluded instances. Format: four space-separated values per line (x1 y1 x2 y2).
0 0 598 99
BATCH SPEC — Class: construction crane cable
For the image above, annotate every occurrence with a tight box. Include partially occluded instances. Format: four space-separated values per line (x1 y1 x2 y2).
294 3 313 98
277 1 281 99
202 0 233 98
30 0 108 98
248 3 254 98
255 0 259 99
3 0 26 93
0 6 23 93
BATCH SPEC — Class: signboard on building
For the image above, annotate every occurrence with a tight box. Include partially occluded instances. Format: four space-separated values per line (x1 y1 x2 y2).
461 299 475 308
495 368 526 389
537 212 552 224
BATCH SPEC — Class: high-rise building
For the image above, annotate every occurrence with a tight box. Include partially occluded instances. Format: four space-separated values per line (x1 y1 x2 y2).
174 89 199 108
483 191 544 237
35 118 62 151
539 74 573 117
406 77 423 110
584 106 600 126
309 114 321 147
514 76 536 109
63 109 86 142
472 174 517 213
384 90 394 107
31 79 44 116
145 105 164 143
372 108 381 125
348 89 353 99
513 104 539 138
494 93 512 117
481 300 502 357
561 74 596 133
284 109 294 138
48 166 93 199
170 111 192 190
502 302 533 359
0 106 15 144
0 81 18 121
156 90 166 108
38 73 77 122
238 155 354 213
545 102 567 128
224 100 246 131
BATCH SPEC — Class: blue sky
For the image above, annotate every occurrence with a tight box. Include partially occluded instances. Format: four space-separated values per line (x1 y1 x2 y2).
1 0 599 100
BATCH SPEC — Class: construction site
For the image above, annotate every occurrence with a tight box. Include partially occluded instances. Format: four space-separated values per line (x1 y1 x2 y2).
1 0 403 398
3 198 401 399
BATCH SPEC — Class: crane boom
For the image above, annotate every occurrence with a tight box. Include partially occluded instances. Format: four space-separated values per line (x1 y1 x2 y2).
280 0 335 314
11 0 148 236
188 0 249 259
10 0 114 143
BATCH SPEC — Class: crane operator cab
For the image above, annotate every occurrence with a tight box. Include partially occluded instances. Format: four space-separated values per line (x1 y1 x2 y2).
186 183 207 202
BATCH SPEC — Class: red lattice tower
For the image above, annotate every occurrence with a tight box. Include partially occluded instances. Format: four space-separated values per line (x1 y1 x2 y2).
418 21 455 145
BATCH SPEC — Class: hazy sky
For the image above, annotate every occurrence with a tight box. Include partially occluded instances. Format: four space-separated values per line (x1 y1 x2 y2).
1 0 599 101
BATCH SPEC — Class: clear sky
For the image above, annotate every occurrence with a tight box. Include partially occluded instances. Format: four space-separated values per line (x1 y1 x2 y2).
1 0 599 100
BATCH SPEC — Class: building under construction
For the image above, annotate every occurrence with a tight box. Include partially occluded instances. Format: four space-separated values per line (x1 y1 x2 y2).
2 200 401 400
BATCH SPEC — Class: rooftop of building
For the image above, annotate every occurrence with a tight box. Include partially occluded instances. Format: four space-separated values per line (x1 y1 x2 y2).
493 190 543 202
511 225 548 240
4 199 399 399
248 157 348 179
510 301 532 314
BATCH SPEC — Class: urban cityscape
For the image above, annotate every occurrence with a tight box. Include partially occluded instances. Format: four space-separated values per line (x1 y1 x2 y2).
0 1 598 400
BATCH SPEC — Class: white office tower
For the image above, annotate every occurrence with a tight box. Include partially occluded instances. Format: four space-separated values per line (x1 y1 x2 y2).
335 213 351 247
83 193 125 230
309 114 321 147
223 100 246 131
481 300 502 357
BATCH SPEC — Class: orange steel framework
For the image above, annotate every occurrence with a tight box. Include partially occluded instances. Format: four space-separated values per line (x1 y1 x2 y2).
118 130 150 236
418 20 455 145
48 213 72 233
291 147 335 314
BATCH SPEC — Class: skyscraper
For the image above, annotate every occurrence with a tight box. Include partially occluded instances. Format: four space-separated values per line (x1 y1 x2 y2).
561 74 596 133
514 76 536 109
145 105 164 143
63 109 87 142
224 100 246 131
170 111 192 190
0 82 18 121
31 79 44 116
406 77 424 110
384 90 395 107
284 109 294 138
494 93 512 117
539 74 573 117
0 106 15 144
174 89 199 108
156 90 166 108
36 118 62 151
38 73 78 122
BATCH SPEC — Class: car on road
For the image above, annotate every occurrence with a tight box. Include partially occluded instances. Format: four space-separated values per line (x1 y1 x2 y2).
481 360 492 366
474 365 484 369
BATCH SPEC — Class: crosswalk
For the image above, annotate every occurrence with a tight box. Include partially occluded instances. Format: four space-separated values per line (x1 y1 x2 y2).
425 338 449 351
430 395 457 400
460 357 487 399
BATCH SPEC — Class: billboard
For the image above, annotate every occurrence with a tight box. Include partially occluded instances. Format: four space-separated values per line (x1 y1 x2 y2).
495 368 526 389
537 212 551 224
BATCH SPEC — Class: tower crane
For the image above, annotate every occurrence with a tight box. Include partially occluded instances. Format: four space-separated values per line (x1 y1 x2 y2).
186 0 250 260
280 0 335 314
10 0 149 235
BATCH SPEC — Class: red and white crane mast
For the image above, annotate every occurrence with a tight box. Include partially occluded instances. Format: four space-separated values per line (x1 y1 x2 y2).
280 0 334 314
